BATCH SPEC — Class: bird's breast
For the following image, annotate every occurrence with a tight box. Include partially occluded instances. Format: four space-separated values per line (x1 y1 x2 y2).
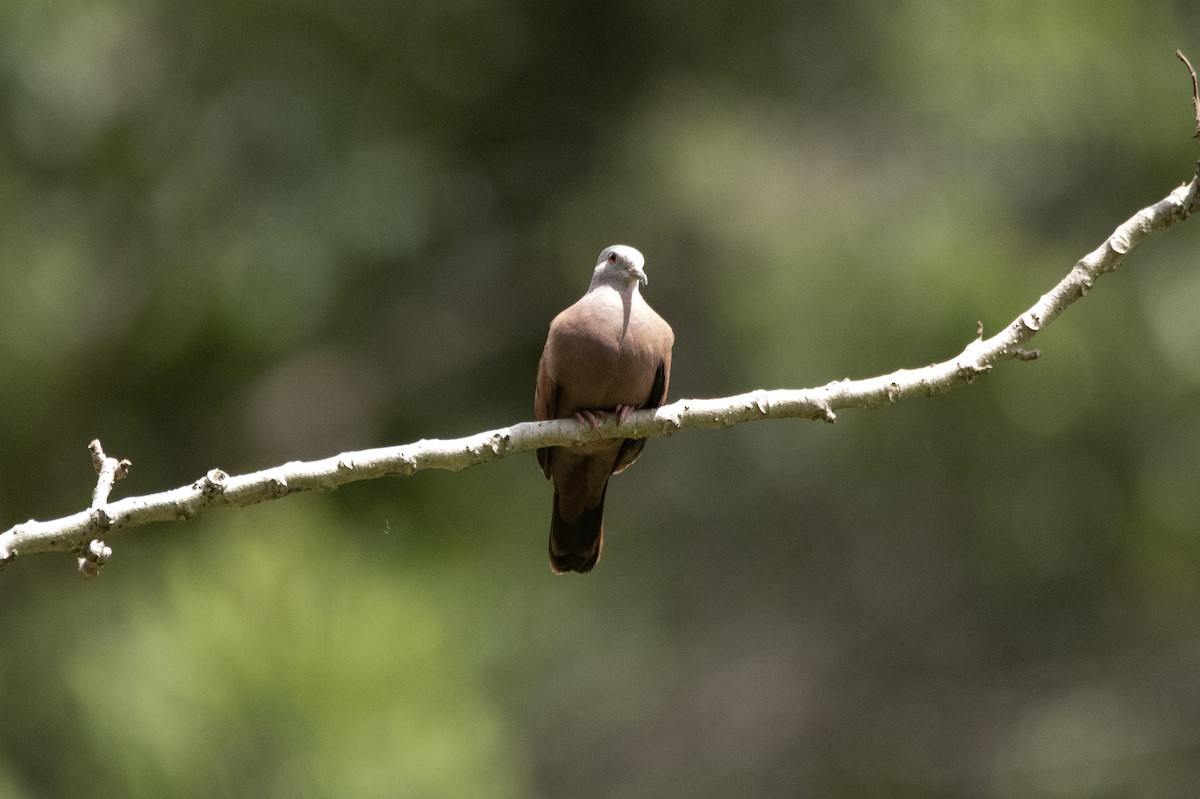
551 306 659 413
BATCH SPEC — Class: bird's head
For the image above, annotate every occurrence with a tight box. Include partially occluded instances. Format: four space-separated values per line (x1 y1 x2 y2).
592 244 648 289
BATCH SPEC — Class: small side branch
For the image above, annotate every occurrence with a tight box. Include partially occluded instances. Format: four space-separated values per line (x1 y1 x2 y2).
89 439 131 510
1178 50 1200 139
78 440 130 577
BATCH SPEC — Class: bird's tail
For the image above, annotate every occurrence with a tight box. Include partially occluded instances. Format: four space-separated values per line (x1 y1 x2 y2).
548 486 607 574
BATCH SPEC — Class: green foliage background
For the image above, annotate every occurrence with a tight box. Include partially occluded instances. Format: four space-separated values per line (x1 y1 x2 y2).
2 2 1199 796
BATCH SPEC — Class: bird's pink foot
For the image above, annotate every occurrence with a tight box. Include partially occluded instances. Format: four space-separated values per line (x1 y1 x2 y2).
574 409 605 431
616 404 636 424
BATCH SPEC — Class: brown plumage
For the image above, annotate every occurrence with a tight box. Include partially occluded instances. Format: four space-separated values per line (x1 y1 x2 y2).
534 245 674 573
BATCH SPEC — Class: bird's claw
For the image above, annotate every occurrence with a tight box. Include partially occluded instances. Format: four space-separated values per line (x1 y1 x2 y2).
574 409 605 431
574 406 637 431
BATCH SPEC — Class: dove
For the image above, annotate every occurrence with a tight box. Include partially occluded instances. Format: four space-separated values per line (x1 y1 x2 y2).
535 245 674 573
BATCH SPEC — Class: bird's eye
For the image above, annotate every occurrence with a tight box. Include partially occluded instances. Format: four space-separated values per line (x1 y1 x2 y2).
607 252 618 264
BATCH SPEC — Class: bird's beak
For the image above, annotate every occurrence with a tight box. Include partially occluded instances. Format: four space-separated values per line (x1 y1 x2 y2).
631 266 648 286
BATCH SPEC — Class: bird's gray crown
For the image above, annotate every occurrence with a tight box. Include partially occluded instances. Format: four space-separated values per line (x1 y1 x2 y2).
590 244 648 290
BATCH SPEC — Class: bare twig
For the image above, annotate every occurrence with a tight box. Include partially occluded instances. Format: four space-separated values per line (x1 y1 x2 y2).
2 160 1196 574
1177 50 1200 138
88 439 131 510
78 440 131 577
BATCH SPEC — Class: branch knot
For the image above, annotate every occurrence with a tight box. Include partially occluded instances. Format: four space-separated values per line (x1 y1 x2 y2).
91 507 112 531
197 468 229 496
266 475 290 498
77 539 112 578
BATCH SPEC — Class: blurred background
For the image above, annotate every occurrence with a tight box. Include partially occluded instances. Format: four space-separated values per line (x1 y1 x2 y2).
1 1 1199 796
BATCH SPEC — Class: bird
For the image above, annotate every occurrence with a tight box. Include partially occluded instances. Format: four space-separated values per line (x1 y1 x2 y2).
534 245 674 573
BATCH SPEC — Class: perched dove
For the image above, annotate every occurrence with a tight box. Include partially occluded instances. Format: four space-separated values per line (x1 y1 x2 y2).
535 245 674 573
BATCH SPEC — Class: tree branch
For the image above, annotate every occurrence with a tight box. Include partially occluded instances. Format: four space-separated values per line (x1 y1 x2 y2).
1 162 1197 575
